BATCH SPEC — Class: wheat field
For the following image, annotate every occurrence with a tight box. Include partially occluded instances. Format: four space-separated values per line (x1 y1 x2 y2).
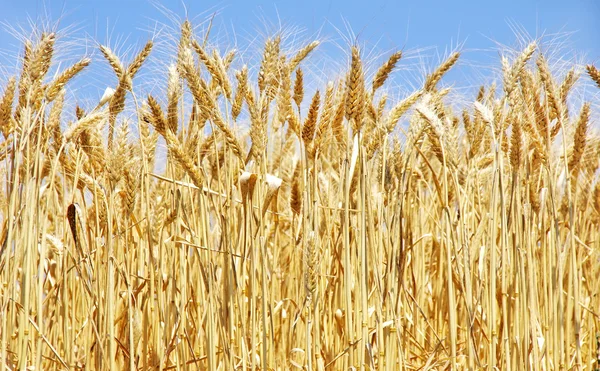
1 18 600 371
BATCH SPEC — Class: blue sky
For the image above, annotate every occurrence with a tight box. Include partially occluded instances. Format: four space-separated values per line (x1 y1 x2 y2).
2 0 597 55
1 0 599 101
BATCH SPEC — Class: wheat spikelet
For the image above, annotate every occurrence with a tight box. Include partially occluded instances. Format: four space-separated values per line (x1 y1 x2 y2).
212 49 233 99
15 41 32 116
75 105 86 120
314 82 335 149
558 72 577 119
223 49 236 70
525 70 551 147
20 39 33 77
107 85 127 148
475 86 485 102
45 57 91 102
277 61 292 128
293 68 304 108
139 108 158 168
28 32 56 83
416 103 445 164
232 66 248 120
519 71 547 145
180 49 215 122
376 94 388 121
188 100 208 134
366 92 378 124
77 123 107 174
586 64 600 89
126 40 153 77
384 90 422 133
80 173 109 229
290 162 302 215
103 42 152 149
288 111 301 139
331 87 347 150
108 121 132 184
154 114 205 188
302 90 320 145
568 103 590 174
581 137 600 177
258 36 281 99
505 90 523 164
390 136 403 175
212 115 244 164
198 132 217 163
192 40 231 99
146 95 167 134
29 84 46 113
166 64 181 133
345 46 366 133
364 123 386 161
192 39 215 70
176 21 194 75
108 79 129 112
247 90 267 163
424 52 459 92
519 69 547 150
591 182 600 221
258 39 274 93
528 149 543 214
559 68 578 105
444 115 460 170
64 110 107 141
122 166 139 215
503 42 536 95
47 89 65 146
462 109 474 146
162 204 179 231
289 41 319 71
100 45 125 78
184 114 202 155
270 130 296 173
14 34 55 116
0 77 16 138
372 51 402 93
536 54 563 123
509 115 522 171
305 231 318 297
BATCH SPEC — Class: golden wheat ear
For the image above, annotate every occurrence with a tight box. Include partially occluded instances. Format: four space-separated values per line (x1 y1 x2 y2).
372 50 402 93
345 46 366 133
424 52 460 92
587 64 600 89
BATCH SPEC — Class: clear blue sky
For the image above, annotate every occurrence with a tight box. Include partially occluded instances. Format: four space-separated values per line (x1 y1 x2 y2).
1 0 599 100
2 0 598 55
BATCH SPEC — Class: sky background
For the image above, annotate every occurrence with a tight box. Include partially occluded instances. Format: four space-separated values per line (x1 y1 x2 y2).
0 0 599 102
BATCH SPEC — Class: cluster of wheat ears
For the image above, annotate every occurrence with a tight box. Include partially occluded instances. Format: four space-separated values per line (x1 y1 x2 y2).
1 18 600 371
